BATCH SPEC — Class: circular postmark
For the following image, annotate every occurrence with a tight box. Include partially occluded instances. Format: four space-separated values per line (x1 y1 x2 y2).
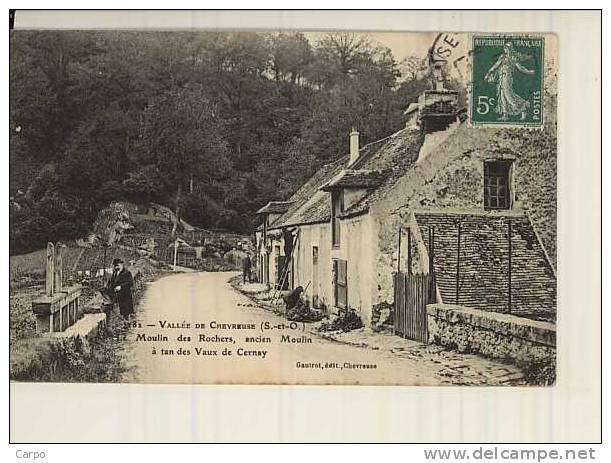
428 32 472 88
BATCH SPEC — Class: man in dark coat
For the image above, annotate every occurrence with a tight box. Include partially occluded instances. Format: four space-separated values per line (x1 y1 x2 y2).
242 254 252 284
106 258 134 320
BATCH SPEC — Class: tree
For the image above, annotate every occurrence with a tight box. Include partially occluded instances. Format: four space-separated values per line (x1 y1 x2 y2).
269 33 313 84
62 107 135 196
10 31 105 160
10 30 426 253
286 33 403 169
138 84 232 236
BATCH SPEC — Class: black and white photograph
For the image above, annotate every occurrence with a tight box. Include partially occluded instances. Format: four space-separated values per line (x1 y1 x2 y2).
6 8 602 447
9 26 560 386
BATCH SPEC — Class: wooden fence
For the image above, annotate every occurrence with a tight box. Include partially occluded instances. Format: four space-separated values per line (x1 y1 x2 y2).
394 272 432 343
393 226 437 343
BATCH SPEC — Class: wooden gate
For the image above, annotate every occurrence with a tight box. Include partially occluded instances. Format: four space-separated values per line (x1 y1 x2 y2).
394 272 432 343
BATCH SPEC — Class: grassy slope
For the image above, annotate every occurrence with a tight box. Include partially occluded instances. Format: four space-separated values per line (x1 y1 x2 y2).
10 246 142 282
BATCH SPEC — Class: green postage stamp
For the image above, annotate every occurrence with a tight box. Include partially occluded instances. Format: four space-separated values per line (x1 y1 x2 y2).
471 35 544 127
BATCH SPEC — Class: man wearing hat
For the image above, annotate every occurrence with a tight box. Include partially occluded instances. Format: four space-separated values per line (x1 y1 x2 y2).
106 258 135 320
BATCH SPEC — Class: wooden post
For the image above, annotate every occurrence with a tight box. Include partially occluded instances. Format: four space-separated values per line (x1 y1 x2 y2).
173 239 178 270
46 242 55 297
102 245 108 281
397 227 402 274
428 227 433 274
433 227 436 303
456 221 461 304
54 243 63 294
407 227 412 276
428 227 436 304
508 219 512 313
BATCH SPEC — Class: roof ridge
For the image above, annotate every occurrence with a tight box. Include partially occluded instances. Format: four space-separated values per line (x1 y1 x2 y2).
350 127 410 169
268 127 419 229
413 208 526 218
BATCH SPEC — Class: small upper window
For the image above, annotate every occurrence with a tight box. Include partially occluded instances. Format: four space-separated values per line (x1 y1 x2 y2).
484 160 513 210
331 189 344 247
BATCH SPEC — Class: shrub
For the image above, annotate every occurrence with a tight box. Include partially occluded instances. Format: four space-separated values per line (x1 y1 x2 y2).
520 355 556 386
318 309 363 332
286 301 323 322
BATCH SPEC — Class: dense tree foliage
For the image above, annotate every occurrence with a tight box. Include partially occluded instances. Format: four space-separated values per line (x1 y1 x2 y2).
10 31 435 254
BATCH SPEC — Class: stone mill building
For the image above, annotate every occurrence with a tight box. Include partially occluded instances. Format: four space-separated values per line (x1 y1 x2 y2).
255 87 557 332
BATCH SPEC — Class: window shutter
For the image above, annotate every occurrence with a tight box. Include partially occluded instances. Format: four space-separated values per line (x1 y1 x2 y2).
334 259 348 308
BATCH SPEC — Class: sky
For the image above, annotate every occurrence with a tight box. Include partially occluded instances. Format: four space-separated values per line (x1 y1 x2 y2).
303 31 474 84
304 31 441 62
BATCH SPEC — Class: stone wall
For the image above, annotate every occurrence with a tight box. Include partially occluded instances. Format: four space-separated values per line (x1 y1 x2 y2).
372 96 556 309
427 304 555 364
374 91 556 284
409 120 557 268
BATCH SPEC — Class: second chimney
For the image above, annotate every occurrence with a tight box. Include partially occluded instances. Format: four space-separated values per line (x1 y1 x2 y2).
349 128 359 165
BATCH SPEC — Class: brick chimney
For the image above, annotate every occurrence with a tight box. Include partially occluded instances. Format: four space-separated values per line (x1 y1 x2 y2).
349 128 359 165
417 90 459 133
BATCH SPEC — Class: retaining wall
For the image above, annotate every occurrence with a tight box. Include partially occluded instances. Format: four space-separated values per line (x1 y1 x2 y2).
427 303 555 364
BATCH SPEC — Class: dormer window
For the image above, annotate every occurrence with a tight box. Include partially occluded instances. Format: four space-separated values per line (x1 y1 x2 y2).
331 189 344 247
484 160 513 210
255 201 293 242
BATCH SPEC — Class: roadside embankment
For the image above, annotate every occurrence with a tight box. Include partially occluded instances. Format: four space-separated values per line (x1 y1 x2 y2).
10 258 170 382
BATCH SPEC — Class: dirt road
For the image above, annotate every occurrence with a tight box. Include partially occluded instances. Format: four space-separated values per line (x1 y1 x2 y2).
121 271 449 385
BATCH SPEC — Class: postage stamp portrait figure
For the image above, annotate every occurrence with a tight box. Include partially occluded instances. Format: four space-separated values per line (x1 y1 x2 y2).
471 35 544 127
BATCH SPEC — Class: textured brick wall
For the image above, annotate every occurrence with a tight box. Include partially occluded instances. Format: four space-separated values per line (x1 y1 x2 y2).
415 212 556 319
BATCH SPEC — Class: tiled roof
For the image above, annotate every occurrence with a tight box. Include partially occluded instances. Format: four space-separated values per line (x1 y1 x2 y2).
256 201 294 214
339 127 423 218
268 156 347 229
414 210 556 320
320 169 386 191
403 102 419 115
268 126 423 228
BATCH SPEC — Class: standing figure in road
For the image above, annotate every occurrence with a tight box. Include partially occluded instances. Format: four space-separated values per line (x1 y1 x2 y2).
107 258 134 320
485 41 535 121
242 253 252 284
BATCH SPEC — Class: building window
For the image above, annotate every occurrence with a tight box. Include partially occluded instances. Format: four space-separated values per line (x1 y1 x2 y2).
484 160 513 210
333 259 348 309
331 189 344 247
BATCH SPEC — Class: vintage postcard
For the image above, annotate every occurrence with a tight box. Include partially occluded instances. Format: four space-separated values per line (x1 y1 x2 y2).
9 29 559 386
